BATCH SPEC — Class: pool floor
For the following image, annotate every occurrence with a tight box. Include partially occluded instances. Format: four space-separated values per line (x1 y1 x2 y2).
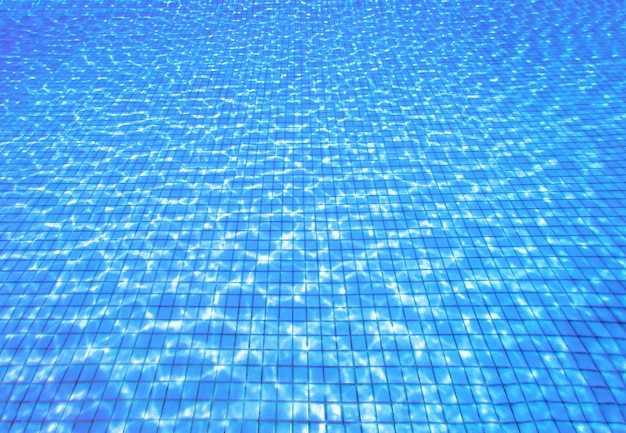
1 0 626 431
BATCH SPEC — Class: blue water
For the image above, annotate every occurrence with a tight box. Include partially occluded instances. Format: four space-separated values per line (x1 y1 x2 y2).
1 0 625 431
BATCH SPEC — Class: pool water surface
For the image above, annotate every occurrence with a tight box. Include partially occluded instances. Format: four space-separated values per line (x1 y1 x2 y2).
1 0 625 431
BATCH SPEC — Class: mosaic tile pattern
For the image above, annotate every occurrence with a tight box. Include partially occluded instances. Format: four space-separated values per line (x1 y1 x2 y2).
1 0 625 431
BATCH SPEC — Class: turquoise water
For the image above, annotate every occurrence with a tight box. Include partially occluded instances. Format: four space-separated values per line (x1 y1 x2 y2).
1 0 625 431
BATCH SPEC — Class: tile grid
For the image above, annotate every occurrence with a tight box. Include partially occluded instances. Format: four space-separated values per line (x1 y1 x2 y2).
0 0 625 432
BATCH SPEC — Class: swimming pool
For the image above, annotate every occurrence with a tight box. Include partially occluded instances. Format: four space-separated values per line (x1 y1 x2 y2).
1 0 625 431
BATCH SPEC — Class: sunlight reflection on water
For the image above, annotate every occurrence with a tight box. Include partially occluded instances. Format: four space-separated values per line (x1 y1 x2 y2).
1 0 625 431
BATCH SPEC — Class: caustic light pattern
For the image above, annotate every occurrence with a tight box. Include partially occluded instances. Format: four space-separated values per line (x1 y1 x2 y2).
0 0 625 431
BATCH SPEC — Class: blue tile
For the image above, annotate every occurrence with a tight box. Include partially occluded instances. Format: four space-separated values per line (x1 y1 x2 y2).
0 0 625 431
